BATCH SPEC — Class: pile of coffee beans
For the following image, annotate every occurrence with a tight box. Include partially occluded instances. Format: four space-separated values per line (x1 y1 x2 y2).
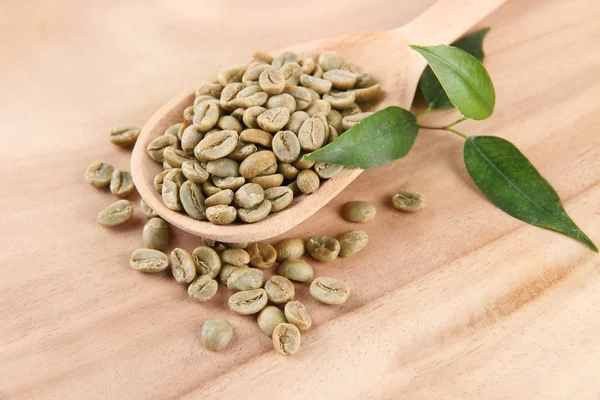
145 50 383 225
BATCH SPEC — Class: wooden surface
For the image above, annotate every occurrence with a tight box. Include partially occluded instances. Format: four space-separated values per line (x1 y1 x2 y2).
1 0 599 398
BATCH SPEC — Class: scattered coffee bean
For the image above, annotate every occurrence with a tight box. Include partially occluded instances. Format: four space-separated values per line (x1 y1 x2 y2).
310 277 350 305
391 190 425 212
85 161 114 188
264 275 295 304
274 238 305 262
284 301 312 331
97 199 133 227
110 169 135 198
226 267 264 291
228 288 268 315
337 230 368 258
192 246 222 278
257 306 287 337
110 125 140 147
129 248 169 273
170 248 196 284
221 248 250 266
277 259 314 283
188 275 218 302
272 323 301 356
201 317 233 351
142 217 169 251
305 236 340 262
342 200 376 222
247 242 277 269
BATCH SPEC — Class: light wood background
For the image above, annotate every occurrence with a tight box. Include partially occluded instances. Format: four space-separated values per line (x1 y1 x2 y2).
1 0 599 399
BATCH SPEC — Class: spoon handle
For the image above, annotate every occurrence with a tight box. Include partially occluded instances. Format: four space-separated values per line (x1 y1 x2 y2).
392 0 506 45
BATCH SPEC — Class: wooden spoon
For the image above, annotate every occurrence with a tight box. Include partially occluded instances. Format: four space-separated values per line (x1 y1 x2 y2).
131 0 506 243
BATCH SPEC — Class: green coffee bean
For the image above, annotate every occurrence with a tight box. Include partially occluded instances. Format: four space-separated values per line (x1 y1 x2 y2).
249 174 284 190
181 160 209 183
272 51 298 69
227 267 264 291
259 68 285 95
292 156 314 170
247 243 277 269
310 277 350 305
217 115 244 133
341 62 372 87
221 248 250 266
192 101 220 132
327 109 343 133
313 112 330 144
206 205 237 225
180 125 204 154
312 64 324 78
229 141 258 161
194 94 218 108
341 112 373 130
284 301 312 331
342 200 376 222
296 170 320 194
323 91 356 109
300 57 316 74
251 50 274 64
323 69 357 90
212 176 245 190
285 111 309 134
264 276 295 304
306 99 332 117
188 275 218 302
170 248 196 284
163 147 190 168
341 103 362 117
183 105 194 122
205 189 234 206
97 199 133 227
140 199 159 218
147 134 179 162
298 118 326 151
234 183 264 208
234 86 267 108
220 82 244 111
265 93 296 114
196 83 224 97
318 51 343 71
283 86 311 110
180 180 206 220
85 161 114 188
337 230 368 258
353 84 383 102
299 74 332 94
154 170 170 192
206 159 240 178
278 163 300 180
217 63 247 86
242 106 266 129
313 162 343 179
239 129 273 148
257 306 287 337
272 130 301 163
264 186 293 212
192 246 222 278
239 150 277 179
110 125 140 147
110 169 135 198
327 125 339 143
226 242 249 249
272 323 301 356
287 180 300 195
242 63 271 86
228 288 268 315
391 190 426 212
142 217 169 250
201 317 233 351
274 238 305 262
231 107 245 120
194 130 238 162
258 163 279 176
162 170 183 211
202 180 222 197
306 236 340 262
238 200 272 223
219 264 242 285
280 62 302 86
277 259 313 283
257 107 290 133
129 248 169 273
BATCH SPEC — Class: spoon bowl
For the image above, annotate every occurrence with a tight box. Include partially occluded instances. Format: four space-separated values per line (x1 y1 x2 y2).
131 0 505 242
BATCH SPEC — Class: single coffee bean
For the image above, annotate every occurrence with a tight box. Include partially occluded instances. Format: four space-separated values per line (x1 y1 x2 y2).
196 83 224 98
323 69 358 90
259 68 285 95
284 301 312 331
180 180 207 220
212 176 245 190
154 170 170 192
163 147 190 168
285 111 310 134
306 99 332 117
257 107 290 133
274 238 305 262
228 288 268 315
183 106 194 122
264 186 293 212
110 125 140 147
234 183 264 208
298 118 326 151
192 246 222 278
227 267 264 291
170 248 196 284
221 248 250 266
342 200 376 222
110 169 135 198
218 64 247 86
341 62 372 87
278 163 299 180
337 230 369 258
229 141 258 161
318 51 344 71
147 134 179 162
300 56 316 74
310 277 350 305
217 115 244 133
299 74 332 94
227 242 249 249
277 259 313 283
391 190 426 212
231 107 245 120
272 130 301 163
305 87 320 101
326 109 343 132
242 63 271 86
97 199 133 227
129 248 169 273
257 162 278 176
353 83 383 102
305 236 340 262
206 158 240 178
239 129 273 148
313 162 343 179
193 102 220 132
296 170 320 194
142 217 169 250
239 150 277 179
327 124 339 143
287 180 300 195
241 244 274 271
202 180 222 196
280 62 302 86
219 264 242 285
194 94 219 108
249 174 284 190
206 205 237 225
283 86 311 110
251 50 274 64
140 199 159 218
272 51 298 69
194 130 238 162
341 103 363 117
85 161 114 188
162 171 183 211
235 85 268 108
272 323 301 356
238 200 272 223
292 157 314 170
342 112 373 130
201 317 233 351
181 160 209 183
188 275 218 302
265 93 296 114
181 125 204 154
264 275 295 304
205 189 234 206
312 63 324 78
313 112 330 144
257 306 287 337
323 91 356 109
242 106 266 129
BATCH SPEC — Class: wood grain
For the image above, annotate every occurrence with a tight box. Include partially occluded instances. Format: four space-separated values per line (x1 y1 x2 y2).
1 0 599 399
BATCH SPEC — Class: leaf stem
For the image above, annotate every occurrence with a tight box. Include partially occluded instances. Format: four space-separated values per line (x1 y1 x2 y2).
416 107 432 119
418 124 469 139
446 128 469 139
447 117 467 128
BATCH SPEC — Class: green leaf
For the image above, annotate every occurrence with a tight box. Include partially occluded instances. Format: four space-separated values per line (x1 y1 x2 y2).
303 106 418 169
464 136 597 252
418 28 491 109
410 44 495 120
